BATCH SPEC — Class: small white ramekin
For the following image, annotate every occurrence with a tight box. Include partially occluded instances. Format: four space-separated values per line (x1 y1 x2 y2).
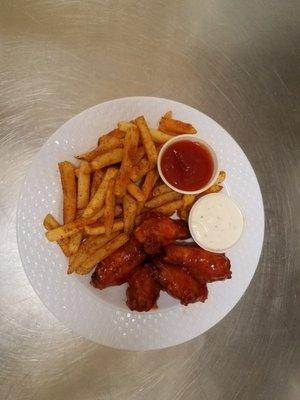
157 134 219 195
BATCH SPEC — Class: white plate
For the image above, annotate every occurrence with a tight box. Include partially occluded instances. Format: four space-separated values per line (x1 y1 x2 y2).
17 97 264 350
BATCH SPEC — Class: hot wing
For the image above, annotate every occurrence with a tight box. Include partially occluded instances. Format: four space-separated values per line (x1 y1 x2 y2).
91 238 146 289
134 212 190 254
154 260 208 305
126 264 160 312
163 244 231 283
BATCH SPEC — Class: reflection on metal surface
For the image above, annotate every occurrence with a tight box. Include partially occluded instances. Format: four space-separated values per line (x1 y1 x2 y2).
0 1 298 399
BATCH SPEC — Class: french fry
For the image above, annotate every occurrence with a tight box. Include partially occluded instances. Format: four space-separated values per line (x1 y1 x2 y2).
98 129 126 146
135 116 157 167
83 167 118 219
58 161 77 223
127 183 146 202
123 194 137 234
76 233 129 275
136 169 159 214
145 191 182 209
129 158 150 182
46 216 96 242
114 126 139 197
90 170 104 199
178 194 196 219
68 232 119 274
84 219 124 236
90 148 123 171
149 129 173 144
76 136 123 161
68 231 83 255
104 177 116 236
163 111 172 119
133 146 145 165
77 161 91 210
154 199 183 215
216 170 226 185
43 214 71 256
159 117 197 135
118 121 135 132
152 183 172 197
200 184 223 196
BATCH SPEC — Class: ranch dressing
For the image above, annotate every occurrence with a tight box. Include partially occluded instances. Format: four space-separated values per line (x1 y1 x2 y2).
189 193 244 252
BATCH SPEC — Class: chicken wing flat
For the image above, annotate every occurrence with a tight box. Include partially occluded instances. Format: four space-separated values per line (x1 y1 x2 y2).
163 244 231 283
134 212 190 254
154 260 208 305
126 264 160 312
91 238 146 289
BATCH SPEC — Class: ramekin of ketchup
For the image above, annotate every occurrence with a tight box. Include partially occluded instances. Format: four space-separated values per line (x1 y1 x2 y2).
157 135 219 194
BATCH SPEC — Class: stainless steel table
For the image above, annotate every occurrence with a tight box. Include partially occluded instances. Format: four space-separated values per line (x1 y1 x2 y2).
0 1 299 399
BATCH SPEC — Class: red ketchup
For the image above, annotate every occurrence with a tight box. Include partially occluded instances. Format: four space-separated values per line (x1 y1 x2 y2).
161 140 214 191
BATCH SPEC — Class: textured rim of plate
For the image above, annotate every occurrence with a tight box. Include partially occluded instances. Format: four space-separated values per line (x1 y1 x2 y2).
16 97 264 350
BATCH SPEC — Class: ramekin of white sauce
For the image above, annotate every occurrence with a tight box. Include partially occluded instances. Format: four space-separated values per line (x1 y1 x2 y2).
188 193 244 253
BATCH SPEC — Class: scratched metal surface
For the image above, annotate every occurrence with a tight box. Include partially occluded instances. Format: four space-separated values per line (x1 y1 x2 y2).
0 1 299 399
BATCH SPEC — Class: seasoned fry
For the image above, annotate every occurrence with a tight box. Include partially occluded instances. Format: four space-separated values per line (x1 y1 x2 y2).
152 183 172 197
159 117 197 135
129 158 150 182
76 233 129 275
201 184 223 196
145 191 182 209
123 194 137 234
46 216 96 242
68 232 119 274
68 231 83 255
149 129 173 144
84 219 124 236
58 161 77 223
90 148 123 171
98 129 125 146
127 183 145 202
77 161 91 210
178 194 197 220
114 126 139 197
136 169 159 214
216 170 226 185
154 199 183 215
90 170 104 199
118 121 135 132
104 177 116 236
135 116 157 167
76 136 123 161
163 111 172 119
83 167 118 219
43 214 71 256
133 146 145 165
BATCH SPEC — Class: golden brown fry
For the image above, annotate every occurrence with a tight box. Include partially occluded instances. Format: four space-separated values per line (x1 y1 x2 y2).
84 219 124 236
117 121 135 132
136 169 159 214
76 233 129 275
58 161 77 223
90 148 123 171
154 199 183 215
77 161 91 210
129 158 150 182
104 177 116 236
127 183 146 202
98 129 126 146
68 232 119 274
68 231 83 255
159 117 197 135
90 170 104 199
135 116 157 167
145 191 182 209
178 194 197 219
133 146 145 165
76 136 123 161
114 126 139 197
200 184 223 196
216 170 226 185
152 183 172 197
43 214 71 256
83 167 118 219
123 194 137 234
149 128 173 144
163 111 172 119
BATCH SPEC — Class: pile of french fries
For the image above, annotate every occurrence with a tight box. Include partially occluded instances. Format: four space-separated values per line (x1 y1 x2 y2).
43 111 226 275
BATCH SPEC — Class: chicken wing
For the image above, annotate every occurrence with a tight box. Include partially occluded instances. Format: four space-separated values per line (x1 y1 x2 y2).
163 244 231 283
126 264 160 312
91 238 146 289
134 212 190 254
154 260 208 305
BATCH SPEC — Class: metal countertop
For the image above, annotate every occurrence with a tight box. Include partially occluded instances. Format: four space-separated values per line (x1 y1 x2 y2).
0 1 299 399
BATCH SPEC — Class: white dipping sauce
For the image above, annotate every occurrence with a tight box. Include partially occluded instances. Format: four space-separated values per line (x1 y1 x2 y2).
189 193 244 252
